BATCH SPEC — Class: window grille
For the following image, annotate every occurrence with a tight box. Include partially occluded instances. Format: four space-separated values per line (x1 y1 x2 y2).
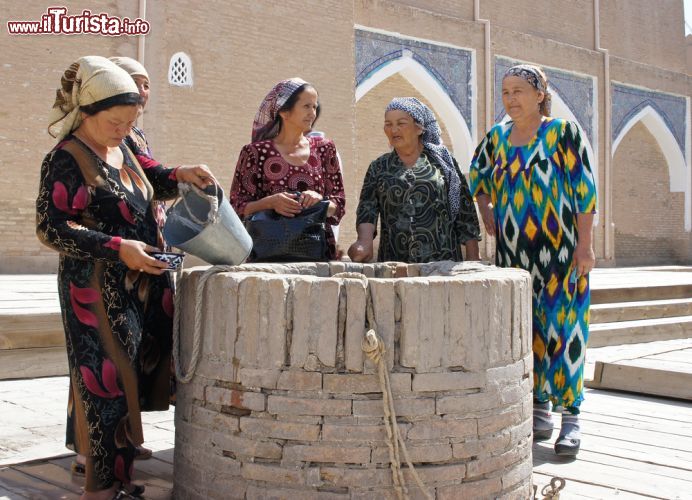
168 52 193 87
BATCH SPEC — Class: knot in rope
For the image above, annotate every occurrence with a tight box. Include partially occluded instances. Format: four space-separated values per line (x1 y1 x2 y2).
361 329 384 364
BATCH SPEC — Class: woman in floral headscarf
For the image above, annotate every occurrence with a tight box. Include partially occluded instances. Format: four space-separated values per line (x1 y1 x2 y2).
229 78 346 259
469 64 597 457
348 97 480 263
37 55 215 499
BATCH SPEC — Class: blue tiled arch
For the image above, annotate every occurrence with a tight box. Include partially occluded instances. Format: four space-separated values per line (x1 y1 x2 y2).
612 83 687 157
355 29 474 134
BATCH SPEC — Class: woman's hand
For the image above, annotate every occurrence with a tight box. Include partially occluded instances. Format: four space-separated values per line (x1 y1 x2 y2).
268 192 303 217
298 190 323 208
119 239 168 275
348 239 374 263
476 194 496 235
175 164 217 189
573 241 595 278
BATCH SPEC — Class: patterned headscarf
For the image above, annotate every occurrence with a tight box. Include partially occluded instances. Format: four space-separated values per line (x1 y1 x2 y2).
252 78 308 142
48 56 139 140
503 64 552 116
385 97 462 219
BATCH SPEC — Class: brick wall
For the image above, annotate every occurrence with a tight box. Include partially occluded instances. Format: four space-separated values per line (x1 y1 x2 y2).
0 1 140 273
481 0 596 50
601 0 687 73
612 122 690 264
1 0 689 272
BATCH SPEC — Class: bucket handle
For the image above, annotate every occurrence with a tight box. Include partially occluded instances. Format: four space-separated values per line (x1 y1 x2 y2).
172 182 221 227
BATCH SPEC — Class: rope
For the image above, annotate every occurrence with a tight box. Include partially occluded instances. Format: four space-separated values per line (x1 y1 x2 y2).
362 330 432 500
336 272 432 500
172 264 278 383
534 477 566 499
176 182 220 226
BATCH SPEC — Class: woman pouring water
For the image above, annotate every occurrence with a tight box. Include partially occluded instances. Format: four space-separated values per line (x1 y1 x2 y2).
37 56 217 500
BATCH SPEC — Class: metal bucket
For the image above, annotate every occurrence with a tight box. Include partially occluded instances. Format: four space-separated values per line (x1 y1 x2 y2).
163 183 252 265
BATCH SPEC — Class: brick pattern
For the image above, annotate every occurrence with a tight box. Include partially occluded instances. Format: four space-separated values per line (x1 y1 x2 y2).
612 122 690 265
3 1 691 272
174 262 533 498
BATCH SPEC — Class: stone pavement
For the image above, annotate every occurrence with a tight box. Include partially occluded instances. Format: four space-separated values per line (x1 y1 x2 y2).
0 376 175 468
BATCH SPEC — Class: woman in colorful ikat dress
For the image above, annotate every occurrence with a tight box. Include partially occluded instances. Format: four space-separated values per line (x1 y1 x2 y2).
348 97 481 263
469 64 597 457
229 78 346 259
36 56 215 500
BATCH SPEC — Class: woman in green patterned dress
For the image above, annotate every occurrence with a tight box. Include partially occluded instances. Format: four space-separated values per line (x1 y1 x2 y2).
469 64 597 456
349 98 480 263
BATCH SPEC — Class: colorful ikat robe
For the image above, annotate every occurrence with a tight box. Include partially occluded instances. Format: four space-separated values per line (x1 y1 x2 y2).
469 118 597 410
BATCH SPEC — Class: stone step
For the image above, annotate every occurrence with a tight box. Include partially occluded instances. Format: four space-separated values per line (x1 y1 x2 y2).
590 297 692 323
0 312 64 350
0 346 68 380
589 315 692 348
590 283 692 304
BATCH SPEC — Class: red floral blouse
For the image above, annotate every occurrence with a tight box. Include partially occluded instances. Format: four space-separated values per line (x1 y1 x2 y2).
229 136 346 259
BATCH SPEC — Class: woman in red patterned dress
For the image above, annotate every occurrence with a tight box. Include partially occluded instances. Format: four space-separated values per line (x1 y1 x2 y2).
229 78 345 259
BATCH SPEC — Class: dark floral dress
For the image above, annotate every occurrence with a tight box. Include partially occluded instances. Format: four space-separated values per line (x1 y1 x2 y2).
229 135 346 259
36 136 178 491
355 149 480 263
125 126 169 248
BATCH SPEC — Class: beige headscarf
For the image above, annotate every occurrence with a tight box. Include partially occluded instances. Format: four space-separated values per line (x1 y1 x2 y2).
109 56 150 81
48 55 139 140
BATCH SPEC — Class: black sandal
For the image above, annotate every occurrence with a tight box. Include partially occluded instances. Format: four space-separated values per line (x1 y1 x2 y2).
71 460 86 476
112 484 145 499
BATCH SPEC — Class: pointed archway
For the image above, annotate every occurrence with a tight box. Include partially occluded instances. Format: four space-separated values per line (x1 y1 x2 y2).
612 105 690 231
355 51 475 168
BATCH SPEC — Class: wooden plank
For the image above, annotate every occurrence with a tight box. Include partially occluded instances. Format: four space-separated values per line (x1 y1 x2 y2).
580 411 692 438
533 471 649 499
129 457 174 483
538 446 692 482
588 361 692 400
0 466 76 499
533 445 692 498
48 455 173 498
583 388 692 419
0 347 68 380
576 433 692 472
0 331 65 350
579 415 692 451
643 349 692 364
624 357 692 374
0 484 28 499
14 462 82 495
587 339 692 366
0 302 58 308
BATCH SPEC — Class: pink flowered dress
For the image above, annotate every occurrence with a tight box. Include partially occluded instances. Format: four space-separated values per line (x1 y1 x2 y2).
229 135 346 259
36 136 179 492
